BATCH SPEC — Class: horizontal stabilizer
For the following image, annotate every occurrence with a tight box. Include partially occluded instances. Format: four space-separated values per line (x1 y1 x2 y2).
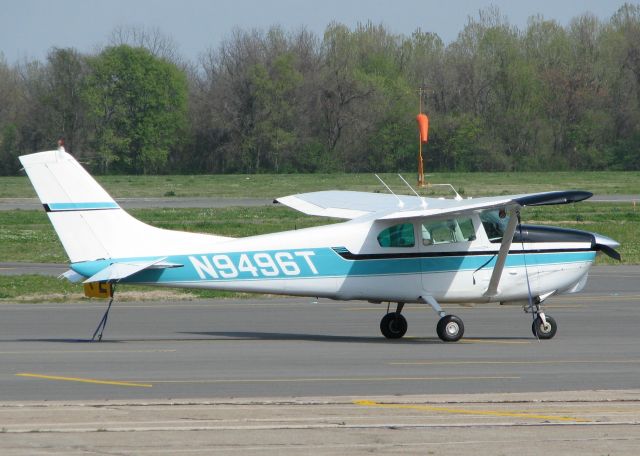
59 269 86 283
83 258 182 283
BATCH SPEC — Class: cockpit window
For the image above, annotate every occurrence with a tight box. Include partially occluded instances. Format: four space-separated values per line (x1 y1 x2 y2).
421 217 476 245
480 209 510 243
377 223 415 248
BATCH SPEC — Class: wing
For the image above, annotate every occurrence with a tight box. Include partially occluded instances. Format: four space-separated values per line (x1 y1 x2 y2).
277 190 593 221
279 189 592 299
276 191 414 219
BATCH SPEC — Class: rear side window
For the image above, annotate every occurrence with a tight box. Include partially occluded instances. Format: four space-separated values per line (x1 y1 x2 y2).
377 223 415 248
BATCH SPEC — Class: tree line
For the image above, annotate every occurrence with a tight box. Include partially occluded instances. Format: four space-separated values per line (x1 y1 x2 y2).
1 4 639 175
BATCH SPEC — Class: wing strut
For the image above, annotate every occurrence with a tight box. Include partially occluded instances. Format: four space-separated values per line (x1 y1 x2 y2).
483 208 520 298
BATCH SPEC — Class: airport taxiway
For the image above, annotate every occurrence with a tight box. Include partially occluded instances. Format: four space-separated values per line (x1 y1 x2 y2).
1 265 639 454
0 266 639 400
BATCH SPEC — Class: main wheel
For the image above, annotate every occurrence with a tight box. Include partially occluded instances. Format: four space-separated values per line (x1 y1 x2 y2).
532 315 557 339
436 315 464 342
380 312 407 339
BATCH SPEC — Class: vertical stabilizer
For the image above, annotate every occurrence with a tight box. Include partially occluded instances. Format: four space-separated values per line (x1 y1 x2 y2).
19 148 231 263
20 149 117 262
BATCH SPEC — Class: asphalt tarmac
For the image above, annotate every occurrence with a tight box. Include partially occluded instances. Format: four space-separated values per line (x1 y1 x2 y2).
1 265 639 454
0 266 638 401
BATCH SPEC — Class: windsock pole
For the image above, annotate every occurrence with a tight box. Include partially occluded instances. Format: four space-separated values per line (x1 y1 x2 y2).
418 139 425 188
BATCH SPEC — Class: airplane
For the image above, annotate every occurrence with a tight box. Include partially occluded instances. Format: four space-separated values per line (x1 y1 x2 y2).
19 146 621 342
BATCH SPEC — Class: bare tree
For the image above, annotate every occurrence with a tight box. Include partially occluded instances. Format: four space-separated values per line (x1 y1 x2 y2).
108 25 182 64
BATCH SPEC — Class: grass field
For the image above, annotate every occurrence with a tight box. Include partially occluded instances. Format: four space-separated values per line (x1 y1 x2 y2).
0 275 256 302
2 171 640 199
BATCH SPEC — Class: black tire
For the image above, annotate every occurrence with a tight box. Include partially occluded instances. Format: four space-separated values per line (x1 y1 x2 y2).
532 315 557 339
436 315 464 342
380 312 408 339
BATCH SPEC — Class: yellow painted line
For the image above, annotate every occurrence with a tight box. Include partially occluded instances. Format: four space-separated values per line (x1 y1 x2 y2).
147 375 519 384
390 359 640 366
16 373 152 388
353 399 591 423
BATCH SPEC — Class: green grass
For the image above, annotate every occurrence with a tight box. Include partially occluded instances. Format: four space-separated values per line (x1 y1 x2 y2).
137 206 337 237
0 210 69 262
0 207 334 263
0 275 260 302
2 171 640 199
0 275 82 300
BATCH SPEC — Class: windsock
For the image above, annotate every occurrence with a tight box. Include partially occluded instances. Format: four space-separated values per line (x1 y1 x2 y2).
416 113 429 143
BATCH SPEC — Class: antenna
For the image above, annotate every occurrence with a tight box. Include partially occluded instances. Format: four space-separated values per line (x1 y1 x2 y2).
398 174 427 208
375 174 404 208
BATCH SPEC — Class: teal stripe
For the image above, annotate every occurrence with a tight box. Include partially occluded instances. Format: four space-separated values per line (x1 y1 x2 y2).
71 249 596 284
48 202 119 211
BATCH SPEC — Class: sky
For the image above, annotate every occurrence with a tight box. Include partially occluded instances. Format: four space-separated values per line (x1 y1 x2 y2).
0 0 631 64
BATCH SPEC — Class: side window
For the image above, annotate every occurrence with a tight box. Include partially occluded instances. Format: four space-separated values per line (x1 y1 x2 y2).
422 217 476 245
377 223 415 248
480 210 509 243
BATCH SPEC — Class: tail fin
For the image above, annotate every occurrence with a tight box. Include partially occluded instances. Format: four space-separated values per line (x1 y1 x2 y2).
19 148 231 264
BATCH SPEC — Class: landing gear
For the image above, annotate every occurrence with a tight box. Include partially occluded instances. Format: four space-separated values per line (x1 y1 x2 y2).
532 315 557 339
379 298 466 342
380 302 407 339
436 314 464 342
380 312 408 339
526 297 557 340
420 295 465 342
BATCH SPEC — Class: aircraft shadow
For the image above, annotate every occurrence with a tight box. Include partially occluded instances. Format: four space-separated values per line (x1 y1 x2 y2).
188 332 533 343
12 334 531 344
183 331 444 344
16 338 124 343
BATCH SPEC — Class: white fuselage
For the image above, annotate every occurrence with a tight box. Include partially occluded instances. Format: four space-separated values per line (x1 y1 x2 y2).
72 212 596 304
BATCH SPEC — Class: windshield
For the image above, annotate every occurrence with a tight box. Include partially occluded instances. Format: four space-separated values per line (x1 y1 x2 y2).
480 209 510 243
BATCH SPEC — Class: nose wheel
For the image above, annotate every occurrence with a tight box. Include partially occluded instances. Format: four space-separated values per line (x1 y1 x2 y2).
527 298 558 340
532 315 557 339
